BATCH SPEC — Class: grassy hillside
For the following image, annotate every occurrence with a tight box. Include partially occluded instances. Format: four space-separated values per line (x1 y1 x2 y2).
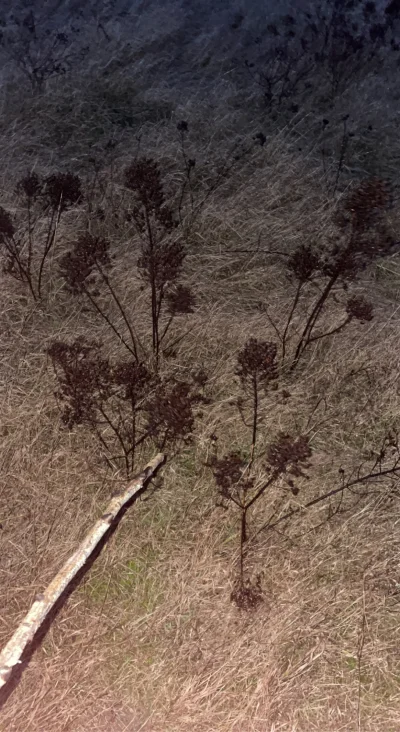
1 1 400 730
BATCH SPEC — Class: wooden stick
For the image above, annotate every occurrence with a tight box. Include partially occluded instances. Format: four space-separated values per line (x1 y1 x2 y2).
0 453 165 689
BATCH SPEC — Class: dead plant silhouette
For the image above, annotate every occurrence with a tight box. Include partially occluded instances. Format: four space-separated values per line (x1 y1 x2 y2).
60 158 195 368
0 171 82 300
0 8 85 93
47 337 207 478
208 338 311 608
246 0 398 115
266 178 394 371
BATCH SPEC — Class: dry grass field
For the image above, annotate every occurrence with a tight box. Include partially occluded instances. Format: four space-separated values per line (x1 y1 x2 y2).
1 1 400 730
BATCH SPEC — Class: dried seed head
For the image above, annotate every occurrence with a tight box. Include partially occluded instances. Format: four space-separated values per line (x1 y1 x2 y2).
209 451 255 502
346 295 374 322
146 379 199 446
112 361 152 401
47 338 111 429
266 432 311 477
166 284 195 315
287 244 320 282
125 158 163 207
210 452 247 491
254 132 267 146
43 172 82 211
138 239 185 289
338 178 392 232
16 172 41 200
231 575 263 610
125 158 175 230
236 338 278 385
59 233 111 294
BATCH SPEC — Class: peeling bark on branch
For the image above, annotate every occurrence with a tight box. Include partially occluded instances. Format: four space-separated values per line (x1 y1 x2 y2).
0 453 165 691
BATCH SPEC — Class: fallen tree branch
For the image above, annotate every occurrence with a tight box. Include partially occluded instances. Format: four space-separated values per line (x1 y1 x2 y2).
0 452 165 691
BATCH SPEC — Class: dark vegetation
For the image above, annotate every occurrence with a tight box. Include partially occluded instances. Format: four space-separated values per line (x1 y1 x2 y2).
0 171 82 300
265 177 396 372
244 0 400 113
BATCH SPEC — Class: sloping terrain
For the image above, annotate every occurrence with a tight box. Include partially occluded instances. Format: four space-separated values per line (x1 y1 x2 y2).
1 1 400 730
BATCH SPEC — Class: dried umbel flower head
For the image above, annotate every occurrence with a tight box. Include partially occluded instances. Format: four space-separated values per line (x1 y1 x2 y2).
166 284 195 315
266 432 311 478
287 244 320 282
125 157 174 231
16 172 41 200
209 451 254 500
346 295 374 322
47 338 112 429
59 233 111 294
43 172 82 212
236 338 278 386
0 207 17 278
146 379 199 447
125 157 163 208
338 178 392 232
112 360 152 402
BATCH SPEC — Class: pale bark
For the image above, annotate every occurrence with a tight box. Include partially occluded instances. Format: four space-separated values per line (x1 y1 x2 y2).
0 453 165 689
